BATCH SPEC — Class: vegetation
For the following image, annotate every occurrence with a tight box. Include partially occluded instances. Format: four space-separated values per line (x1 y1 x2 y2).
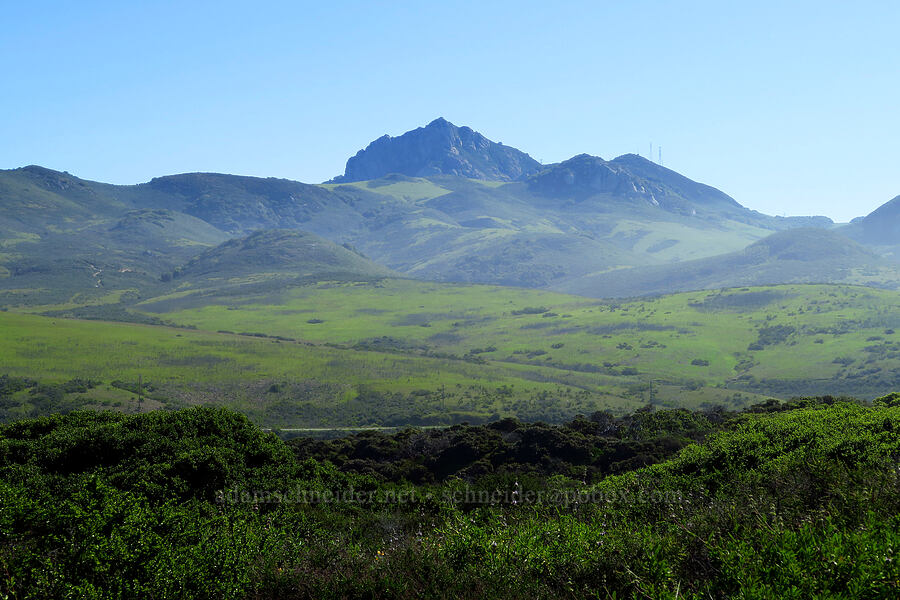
1 396 898 598
559 228 900 298
146 280 900 404
1 281 899 428
4 160 896 306
3 115 899 598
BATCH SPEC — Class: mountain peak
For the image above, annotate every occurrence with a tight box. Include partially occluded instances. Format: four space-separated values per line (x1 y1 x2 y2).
426 116 452 128
328 119 541 183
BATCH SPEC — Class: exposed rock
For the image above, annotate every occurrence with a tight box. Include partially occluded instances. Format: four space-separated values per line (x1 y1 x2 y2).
329 118 541 183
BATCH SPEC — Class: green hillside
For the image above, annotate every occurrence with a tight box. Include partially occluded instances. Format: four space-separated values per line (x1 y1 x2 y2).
556 228 900 297
0 309 652 426
0 125 851 299
166 229 396 288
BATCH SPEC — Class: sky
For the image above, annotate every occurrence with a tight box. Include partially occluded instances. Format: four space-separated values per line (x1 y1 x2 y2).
1 0 897 222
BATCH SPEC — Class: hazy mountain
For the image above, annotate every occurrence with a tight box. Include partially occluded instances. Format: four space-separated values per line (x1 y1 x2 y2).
841 195 900 260
130 172 376 237
555 228 900 297
328 118 542 183
0 120 872 306
0 167 232 305
527 153 741 214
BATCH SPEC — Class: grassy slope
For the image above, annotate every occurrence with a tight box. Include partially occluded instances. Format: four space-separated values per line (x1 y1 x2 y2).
3 278 898 425
0 311 644 426
141 280 900 397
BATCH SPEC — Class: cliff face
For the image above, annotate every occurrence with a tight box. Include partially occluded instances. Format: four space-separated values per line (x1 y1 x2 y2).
330 117 541 182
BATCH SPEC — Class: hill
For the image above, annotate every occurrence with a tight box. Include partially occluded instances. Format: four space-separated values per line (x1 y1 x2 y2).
328 117 542 182
526 153 742 214
169 229 395 288
841 194 900 260
0 120 875 301
0 162 775 298
557 228 900 297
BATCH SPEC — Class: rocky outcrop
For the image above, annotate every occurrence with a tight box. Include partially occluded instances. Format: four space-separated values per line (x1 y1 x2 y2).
329 118 541 183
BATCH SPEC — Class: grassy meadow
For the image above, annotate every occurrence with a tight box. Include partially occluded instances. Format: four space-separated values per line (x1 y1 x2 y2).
142 280 900 395
0 310 642 426
2 279 898 427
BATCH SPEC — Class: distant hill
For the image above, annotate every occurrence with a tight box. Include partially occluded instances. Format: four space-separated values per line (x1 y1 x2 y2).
0 166 127 230
556 228 900 297
0 167 232 306
108 209 229 252
0 120 873 305
130 173 372 236
527 153 742 215
841 195 900 260
328 118 542 183
172 229 394 282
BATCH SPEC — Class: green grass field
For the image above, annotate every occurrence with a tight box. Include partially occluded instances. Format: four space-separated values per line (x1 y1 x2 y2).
2 280 898 427
0 310 648 426
141 280 900 395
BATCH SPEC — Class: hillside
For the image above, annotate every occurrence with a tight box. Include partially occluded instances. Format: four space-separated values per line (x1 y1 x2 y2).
328 117 542 182
0 120 881 302
0 162 774 299
526 153 742 215
170 229 396 286
841 194 900 260
139 281 900 406
557 228 900 297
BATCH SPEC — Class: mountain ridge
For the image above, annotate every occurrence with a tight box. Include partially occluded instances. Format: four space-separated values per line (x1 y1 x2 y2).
1 118 895 305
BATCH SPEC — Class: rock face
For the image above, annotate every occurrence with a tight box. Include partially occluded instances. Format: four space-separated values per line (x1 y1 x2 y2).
329 118 541 183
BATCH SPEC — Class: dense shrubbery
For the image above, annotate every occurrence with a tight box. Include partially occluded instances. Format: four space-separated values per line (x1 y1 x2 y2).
1 397 898 598
289 406 717 484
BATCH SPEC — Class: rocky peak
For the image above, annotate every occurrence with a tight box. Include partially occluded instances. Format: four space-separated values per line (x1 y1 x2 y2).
329 118 541 183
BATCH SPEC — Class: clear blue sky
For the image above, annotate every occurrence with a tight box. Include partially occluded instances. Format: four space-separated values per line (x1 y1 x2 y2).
2 0 897 222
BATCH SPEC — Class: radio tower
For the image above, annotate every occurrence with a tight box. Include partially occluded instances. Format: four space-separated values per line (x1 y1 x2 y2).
659 146 662 166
